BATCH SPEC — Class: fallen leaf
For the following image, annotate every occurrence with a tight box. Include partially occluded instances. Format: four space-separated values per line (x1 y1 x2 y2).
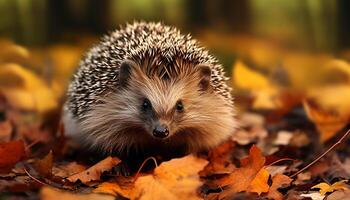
233 60 272 90
233 61 281 109
40 187 114 200
218 145 270 197
53 162 86 178
273 131 293 146
67 156 121 183
266 174 292 200
94 179 134 198
312 180 349 195
0 63 58 113
326 189 350 200
300 192 325 200
303 100 349 142
200 141 236 176
33 150 53 178
0 140 25 173
248 168 269 195
132 155 208 200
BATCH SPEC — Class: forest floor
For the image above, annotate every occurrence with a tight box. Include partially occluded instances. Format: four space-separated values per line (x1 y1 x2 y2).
1 34 350 200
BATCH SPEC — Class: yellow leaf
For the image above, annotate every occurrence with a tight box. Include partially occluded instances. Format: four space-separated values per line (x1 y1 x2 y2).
233 60 271 90
0 63 58 112
312 180 349 195
94 181 133 198
307 85 350 115
232 60 280 109
252 90 281 110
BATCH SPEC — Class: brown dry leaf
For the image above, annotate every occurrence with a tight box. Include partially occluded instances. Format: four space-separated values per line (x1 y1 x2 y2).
303 100 349 142
218 145 270 197
0 140 26 173
33 150 53 178
53 162 86 178
327 189 350 200
40 187 114 200
0 63 58 113
131 155 208 200
312 180 349 195
67 156 121 183
266 174 292 200
200 141 236 176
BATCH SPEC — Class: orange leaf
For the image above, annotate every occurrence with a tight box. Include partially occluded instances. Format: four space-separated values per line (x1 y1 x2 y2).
94 180 134 198
34 150 53 178
267 174 293 200
303 100 349 142
199 141 236 176
248 168 269 195
132 155 208 200
218 145 269 197
0 140 26 173
67 156 121 183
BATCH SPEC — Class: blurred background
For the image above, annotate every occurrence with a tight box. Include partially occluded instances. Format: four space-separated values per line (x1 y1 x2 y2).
1 0 350 143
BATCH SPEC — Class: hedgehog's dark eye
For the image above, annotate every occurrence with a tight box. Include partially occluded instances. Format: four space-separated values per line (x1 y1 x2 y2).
142 98 152 111
176 100 184 112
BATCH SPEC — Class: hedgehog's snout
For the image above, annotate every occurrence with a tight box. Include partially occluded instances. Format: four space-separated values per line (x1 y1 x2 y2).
152 124 169 139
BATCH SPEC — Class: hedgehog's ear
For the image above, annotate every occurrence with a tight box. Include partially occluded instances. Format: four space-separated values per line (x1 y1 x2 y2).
119 60 138 87
197 64 211 91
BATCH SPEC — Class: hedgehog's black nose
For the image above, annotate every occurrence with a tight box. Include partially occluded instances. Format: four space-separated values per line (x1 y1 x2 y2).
153 124 169 138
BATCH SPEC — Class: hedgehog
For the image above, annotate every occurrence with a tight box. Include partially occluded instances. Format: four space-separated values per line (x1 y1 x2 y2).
63 22 236 163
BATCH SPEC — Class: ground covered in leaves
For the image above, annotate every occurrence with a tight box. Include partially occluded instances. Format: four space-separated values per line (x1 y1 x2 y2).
1 35 350 200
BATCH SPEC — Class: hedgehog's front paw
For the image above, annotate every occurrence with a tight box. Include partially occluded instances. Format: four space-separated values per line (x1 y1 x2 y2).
113 162 131 177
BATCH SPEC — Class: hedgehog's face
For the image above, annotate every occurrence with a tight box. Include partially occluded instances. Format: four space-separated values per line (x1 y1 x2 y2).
82 59 235 154
118 60 235 150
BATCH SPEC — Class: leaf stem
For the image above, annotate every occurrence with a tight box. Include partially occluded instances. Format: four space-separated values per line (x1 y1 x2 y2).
291 128 350 178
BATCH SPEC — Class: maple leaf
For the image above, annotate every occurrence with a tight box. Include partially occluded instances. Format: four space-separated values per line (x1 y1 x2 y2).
0 140 26 173
94 155 207 199
67 156 121 183
312 180 349 195
218 145 270 197
33 150 53 178
199 141 236 176
132 155 207 200
267 174 293 200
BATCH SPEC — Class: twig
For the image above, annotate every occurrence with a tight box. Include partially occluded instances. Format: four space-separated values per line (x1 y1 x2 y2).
23 166 48 186
291 128 350 178
133 157 158 182
268 158 296 167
